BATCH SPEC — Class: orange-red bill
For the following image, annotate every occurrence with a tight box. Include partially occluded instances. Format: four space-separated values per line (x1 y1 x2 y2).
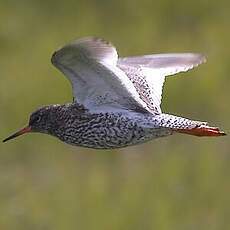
3 126 32 143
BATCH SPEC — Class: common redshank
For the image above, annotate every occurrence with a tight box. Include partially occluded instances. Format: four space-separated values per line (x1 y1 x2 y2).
3 37 226 148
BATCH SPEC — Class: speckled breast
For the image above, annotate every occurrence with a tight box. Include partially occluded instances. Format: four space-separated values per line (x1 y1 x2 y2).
53 110 172 149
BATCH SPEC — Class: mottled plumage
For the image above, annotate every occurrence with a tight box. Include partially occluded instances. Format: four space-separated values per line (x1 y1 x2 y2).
3 37 226 148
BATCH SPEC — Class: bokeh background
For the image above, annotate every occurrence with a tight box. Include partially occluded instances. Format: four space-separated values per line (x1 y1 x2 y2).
0 0 229 229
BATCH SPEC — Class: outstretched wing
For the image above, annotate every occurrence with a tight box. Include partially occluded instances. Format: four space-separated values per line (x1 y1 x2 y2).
51 37 150 113
118 53 206 113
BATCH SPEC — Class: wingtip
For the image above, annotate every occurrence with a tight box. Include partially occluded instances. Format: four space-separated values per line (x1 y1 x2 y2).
199 54 207 65
192 53 207 67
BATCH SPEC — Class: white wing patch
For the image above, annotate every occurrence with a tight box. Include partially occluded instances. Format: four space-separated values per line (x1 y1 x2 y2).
141 68 165 113
119 53 206 113
118 53 206 74
118 65 165 113
51 37 150 113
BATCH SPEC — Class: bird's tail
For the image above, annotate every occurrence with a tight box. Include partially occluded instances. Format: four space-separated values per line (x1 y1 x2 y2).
157 114 226 137
176 125 226 137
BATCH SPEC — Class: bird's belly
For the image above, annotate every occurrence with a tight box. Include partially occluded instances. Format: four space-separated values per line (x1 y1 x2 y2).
55 113 172 149
60 127 150 149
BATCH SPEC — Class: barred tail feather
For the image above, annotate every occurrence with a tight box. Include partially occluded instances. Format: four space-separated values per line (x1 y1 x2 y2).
156 114 226 137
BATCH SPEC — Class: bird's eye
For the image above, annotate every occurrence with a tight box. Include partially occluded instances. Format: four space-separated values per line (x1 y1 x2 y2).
35 116 41 123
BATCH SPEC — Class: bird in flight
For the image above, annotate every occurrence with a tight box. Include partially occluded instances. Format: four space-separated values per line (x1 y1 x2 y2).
3 37 226 148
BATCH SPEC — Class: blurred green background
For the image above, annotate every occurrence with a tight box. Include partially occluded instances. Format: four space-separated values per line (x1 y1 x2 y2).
0 0 229 229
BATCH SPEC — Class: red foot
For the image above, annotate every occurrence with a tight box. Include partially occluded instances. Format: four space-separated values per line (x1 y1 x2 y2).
176 126 226 137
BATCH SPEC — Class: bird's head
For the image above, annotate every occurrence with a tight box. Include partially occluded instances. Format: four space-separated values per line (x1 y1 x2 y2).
3 105 57 143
